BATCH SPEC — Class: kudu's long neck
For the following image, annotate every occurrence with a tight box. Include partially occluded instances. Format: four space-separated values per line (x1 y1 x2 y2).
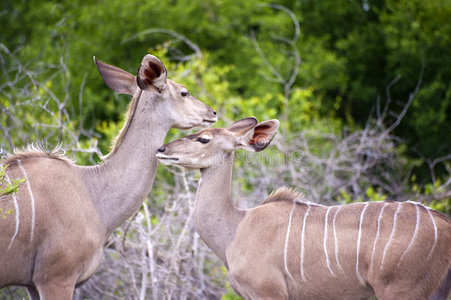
195 153 245 263
82 94 170 235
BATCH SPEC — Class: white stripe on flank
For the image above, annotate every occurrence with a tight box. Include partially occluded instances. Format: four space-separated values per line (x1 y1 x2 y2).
355 202 369 285
397 202 420 267
380 202 402 270
17 160 36 243
332 206 344 273
300 204 311 282
284 201 296 281
323 206 335 276
370 202 388 272
4 171 20 250
426 208 438 260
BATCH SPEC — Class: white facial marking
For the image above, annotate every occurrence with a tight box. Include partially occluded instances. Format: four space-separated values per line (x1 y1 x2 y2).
380 202 402 270
4 170 20 250
284 201 296 281
200 134 212 140
332 206 344 273
355 202 369 285
370 202 387 272
323 206 335 276
397 202 420 268
300 204 311 282
17 160 36 243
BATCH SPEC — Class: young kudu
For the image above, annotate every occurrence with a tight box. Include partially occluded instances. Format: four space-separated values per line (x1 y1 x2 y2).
156 117 451 300
0 54 217 299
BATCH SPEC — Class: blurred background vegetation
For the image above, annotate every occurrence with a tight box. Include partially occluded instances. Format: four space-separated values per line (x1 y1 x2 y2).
1 0 450 298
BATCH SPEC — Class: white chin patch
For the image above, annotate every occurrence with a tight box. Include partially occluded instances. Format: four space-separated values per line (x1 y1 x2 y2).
201 120 216 127
156 154 179 165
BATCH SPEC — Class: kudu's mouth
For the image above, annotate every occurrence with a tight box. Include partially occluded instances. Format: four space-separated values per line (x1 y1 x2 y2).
156 153 179 161
202 118 217 126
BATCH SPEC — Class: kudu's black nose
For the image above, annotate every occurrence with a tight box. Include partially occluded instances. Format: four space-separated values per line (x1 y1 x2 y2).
156 147 166 153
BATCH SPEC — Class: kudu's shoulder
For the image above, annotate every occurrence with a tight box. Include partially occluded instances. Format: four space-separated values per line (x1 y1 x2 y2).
2 144 73 166
396 200 450 225
262 186 306 205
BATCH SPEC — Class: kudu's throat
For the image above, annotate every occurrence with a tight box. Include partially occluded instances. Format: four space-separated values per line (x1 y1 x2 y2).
195 153 245 263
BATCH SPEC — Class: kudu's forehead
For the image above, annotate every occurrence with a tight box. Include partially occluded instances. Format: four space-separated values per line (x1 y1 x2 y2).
186 128 228 139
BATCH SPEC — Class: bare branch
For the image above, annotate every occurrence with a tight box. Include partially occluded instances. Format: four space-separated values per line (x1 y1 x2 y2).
250 29 284 84
383 64 423 136
122 28 202 61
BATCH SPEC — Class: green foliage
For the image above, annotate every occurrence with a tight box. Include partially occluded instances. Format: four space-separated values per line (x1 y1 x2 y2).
0 165 24 220
338 189 353 204
411 175 451 215
221 287 243 300
298 0 451 175
429 198 451 215
0 207 14 220
2 0 450 175
338 187 387 204
220 266 243 300
365 186 387 202
0 165 24 197
380 0 451 161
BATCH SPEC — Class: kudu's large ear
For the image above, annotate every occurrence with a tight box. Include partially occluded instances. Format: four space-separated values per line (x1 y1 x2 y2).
136 54 167 93
234 119 279 152
227 117 258 133
94 57 136 95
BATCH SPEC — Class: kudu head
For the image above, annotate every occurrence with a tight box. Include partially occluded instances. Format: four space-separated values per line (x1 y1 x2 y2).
95 54 217 129
156 117 279 169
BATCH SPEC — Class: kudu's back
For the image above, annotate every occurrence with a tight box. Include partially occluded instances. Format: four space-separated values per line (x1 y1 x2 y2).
227 199 451 300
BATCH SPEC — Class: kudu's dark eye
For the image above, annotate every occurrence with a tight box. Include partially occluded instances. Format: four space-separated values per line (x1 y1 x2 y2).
181 91 189 97
197 137 210 144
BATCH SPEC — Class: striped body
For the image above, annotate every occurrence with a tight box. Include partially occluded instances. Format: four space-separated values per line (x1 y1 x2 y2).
156 120 451 300
226 200 451 300
0 156 105 290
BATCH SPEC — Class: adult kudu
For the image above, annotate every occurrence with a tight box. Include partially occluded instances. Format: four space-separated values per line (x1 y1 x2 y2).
156 117 451 300
0 54 217 299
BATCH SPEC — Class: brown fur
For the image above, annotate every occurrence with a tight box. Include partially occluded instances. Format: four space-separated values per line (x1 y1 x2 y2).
226 201 451 300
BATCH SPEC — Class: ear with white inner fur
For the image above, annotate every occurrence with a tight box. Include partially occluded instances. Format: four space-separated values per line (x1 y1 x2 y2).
136 54 167 93
94 57 136 95
234 119 280 152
